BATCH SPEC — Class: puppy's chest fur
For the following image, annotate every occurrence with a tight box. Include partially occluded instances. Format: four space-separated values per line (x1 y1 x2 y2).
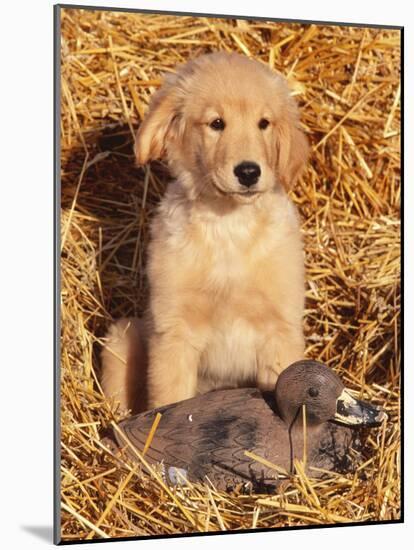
150 190 303 385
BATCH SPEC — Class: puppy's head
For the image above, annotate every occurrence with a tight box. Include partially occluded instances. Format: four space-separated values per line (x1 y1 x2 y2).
135 52 308 203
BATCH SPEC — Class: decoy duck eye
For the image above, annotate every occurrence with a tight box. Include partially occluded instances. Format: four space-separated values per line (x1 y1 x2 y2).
308 387 319 398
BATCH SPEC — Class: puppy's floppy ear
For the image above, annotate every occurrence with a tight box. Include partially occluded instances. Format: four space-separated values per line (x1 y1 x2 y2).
276 121 309 190
134 76 183 165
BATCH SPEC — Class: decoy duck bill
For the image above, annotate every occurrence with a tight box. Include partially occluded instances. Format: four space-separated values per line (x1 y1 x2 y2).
334 389 387 427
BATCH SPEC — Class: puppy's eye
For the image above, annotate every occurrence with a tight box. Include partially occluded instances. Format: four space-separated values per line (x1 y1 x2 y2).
209 118 225 131
258 118 270 130
308 387 319 398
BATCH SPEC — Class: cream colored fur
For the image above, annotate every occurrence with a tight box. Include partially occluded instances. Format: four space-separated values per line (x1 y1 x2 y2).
101 52 308 413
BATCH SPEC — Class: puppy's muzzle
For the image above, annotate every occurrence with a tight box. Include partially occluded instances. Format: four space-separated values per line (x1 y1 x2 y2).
234 161 261 187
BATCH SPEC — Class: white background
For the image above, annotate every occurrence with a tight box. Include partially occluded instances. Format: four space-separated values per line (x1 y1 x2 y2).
0 0 411 547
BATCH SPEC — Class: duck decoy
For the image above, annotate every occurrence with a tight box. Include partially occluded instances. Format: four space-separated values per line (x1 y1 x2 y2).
109 360 386 492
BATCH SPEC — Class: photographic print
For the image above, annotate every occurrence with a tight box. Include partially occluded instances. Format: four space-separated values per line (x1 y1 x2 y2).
56 4 402 543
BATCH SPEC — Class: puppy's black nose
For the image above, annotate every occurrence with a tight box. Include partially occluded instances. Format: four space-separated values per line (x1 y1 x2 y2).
234 161 261 187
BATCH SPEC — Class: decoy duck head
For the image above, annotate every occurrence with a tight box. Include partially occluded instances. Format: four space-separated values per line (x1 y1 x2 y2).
275 360 387 428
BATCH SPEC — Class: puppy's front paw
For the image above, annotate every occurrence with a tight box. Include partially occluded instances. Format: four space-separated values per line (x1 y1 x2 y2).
256 365 279 391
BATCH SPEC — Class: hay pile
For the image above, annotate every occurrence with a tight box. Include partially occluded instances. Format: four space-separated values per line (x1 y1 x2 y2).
59 7 401 541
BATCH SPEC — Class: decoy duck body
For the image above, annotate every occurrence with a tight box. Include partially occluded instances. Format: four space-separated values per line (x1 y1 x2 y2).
112 360 386 492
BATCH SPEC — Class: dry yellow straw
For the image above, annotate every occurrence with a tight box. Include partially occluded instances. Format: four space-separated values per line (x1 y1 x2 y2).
61 502 110 539
111 421 199 529
207 487 227 531
302 403 308 468
142 412 162 456
244 450 289 477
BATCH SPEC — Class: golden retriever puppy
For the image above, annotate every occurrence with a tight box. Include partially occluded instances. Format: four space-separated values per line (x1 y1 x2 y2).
101 52 308 413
